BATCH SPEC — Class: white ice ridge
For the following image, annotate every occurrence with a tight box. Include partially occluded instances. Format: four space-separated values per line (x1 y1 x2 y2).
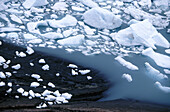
145 62 168 81
23 0 49 9
122 73 132 82
48 15 77 28
113 19 170 49
57 35 85 46
115 56 139 70
76 0 99 8
155 82 170 93
83 7 122 29
142 48 170 69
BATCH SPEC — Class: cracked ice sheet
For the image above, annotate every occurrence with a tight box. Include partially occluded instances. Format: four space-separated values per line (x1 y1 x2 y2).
142 48 170 69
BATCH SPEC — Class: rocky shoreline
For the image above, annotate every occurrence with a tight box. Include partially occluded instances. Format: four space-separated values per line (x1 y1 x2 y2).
0 40 170 112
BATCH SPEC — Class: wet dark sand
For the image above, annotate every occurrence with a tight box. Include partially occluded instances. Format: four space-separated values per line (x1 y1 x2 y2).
0 40 170 112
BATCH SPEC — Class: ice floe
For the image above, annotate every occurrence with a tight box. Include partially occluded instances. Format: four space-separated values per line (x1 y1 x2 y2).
122 73 132 82
87 76 92 80
142 48 170 69
77 0 99 8
52 2 68 11
164 69 170 75
48 82 55 88
0 81 5 87
23 0 49 9
41 32 63 40
0 27 21 32
145 62 168 81
30 82 40 88
165 49 170 54
79 70 90 75
17 88 24 94
57 35 85 46
27 39 42 44
0 56 6 65
9 14 23 24
0 72 6 79
42 64 49 70
12 64 21 70
83 7 122 29
155 82 170 93
16 51 26 58
39 59 46 64
115 56 139 70
26 47 34 55
48 15 77 28
67 64 78 69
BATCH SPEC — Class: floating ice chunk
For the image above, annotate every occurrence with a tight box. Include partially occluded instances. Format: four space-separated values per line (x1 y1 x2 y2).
35 93 41 97
155 82 170 93
48 82 55 88
7 33 18 39
29 90 35 97
45 95 56 101
122 73 132 82
72 6 85 12
22 91 29 97
0 72 6 79
72 69 78 75
41 32 63 39
5 72 12 77
0 27 21 32
142 48 170 68
0 56 6 64
138 0 152 8
15 96 19 99
77 0 99 8
0 33 6 37
56 96 65 102
16 51 26 58
56 73 60 77
0 0 8 11
85 40 96 46
51 14 58 19
27 39 42 44
23 0 49 9
164 69 170 74
12 64 21 70
79 70 90 75
115 56 139 70
17 88 24 94
9 14 23 24
63 29 78 37
153 0 169 10
8 82 12 87
57 35 85 46
23 34 37 40
26 47 34 55
0 81 5 87
53 90 61 97
83 7 122 29
42 64 49 70
6 88 12 93
61 93 72 100
122 0 133 2
87 76 92 80
42 90 53 97
52 2 68 11
39 59 46 64
67 64 78 69
48 15 77 28
30 82 40 88
30 7 44 13
145 62 168 81
31 74 40 79
165 49 170 54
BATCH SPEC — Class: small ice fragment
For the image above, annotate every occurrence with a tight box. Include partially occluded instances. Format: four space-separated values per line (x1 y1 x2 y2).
53 90 61 97
5 72 12 77
35 93 41 98
17 88 24 94
87 76 92 80
31 74 40 79
0 72 6 79
165 49 170 54
142 48 170 69
155 82 170 93
27 39 42 44
79 70 91 75
164 69 170 74
0 41 2 45
12 64 21 70
56 96 65 102
0 27 21 33
26 47 34 55
10 14 23 24
61 93 72 100
72 6 85 12
42 64 49 70
22 91 29 97
16 51 26 57
42 90 53 97
6 88 12 93
145 62 168 81
45 95 56 101
30 82 40 88
39 59 46 64
0 81 5 87
0 56 6 64
29 90 35 98
122 74 132 82
77 0 99 8
8 82 12 87
15 95 19 99
23 0 49 9
56 73 60 77
48 82 55 88
7 33 18 39
30 63 34 66
67 64 78 68
115 56 139 70
72 69 78 75
41 32 63 39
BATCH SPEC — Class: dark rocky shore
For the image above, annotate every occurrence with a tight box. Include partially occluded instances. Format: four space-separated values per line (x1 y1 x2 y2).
0 40 170 112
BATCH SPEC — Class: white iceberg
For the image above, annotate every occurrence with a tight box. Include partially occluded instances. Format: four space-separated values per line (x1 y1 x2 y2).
145 62 168 81
57 35 85 46
48 15 77 28
114 20 170 49
155 82 170 93
83 7 122 29
115 56 139 71
122 73 132 82
23 0 49 9
142 48 170 69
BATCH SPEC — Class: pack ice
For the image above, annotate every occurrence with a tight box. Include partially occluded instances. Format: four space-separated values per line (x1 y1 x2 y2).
83 7 122 29
23 0 49 9
142 48 170 69
114 19 170 49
